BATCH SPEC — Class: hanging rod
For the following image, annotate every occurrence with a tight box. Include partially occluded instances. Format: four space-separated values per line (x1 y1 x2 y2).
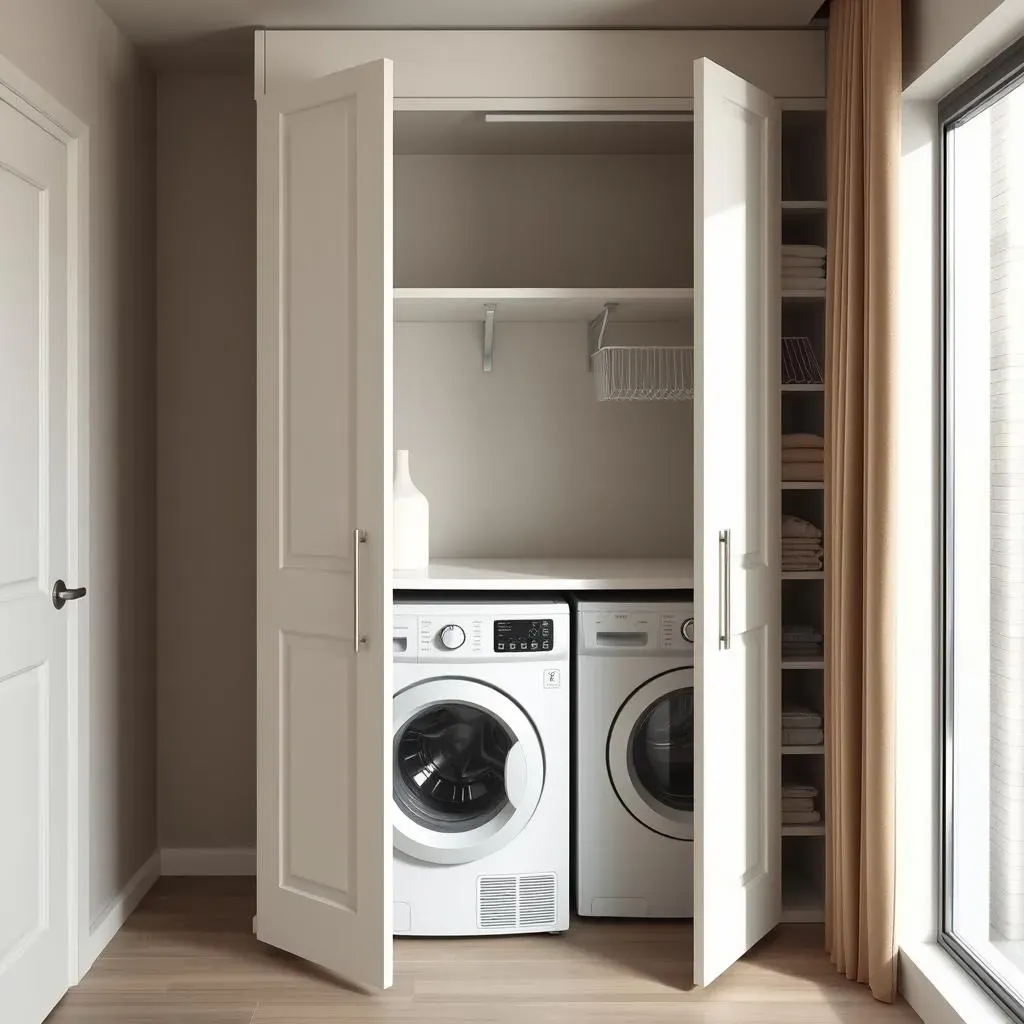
484 113 694 124
587 303 618 370
482 303 496 372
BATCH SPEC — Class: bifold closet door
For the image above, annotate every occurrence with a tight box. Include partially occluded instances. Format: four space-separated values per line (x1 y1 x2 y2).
256 58 395 991
693 57 781 987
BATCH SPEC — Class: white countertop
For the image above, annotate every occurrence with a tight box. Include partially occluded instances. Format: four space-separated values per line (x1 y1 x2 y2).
393 557 694 591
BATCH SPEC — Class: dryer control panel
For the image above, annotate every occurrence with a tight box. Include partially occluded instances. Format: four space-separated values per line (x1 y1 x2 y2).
577 603 695 657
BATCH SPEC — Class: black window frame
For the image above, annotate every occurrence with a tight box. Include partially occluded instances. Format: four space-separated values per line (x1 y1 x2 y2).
940 34 1024 1024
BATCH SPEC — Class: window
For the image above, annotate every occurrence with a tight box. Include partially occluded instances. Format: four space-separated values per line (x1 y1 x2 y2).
942 37 1024 1023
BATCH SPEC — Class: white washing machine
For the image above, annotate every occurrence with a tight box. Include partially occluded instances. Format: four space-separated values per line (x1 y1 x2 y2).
575 598 695 918
392 598 570 936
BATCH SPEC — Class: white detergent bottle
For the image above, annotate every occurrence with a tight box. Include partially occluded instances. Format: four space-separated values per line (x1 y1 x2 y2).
393 449 429 570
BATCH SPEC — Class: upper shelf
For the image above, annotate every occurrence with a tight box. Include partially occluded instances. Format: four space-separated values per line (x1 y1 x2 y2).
393 557 695 591
394 288 694 323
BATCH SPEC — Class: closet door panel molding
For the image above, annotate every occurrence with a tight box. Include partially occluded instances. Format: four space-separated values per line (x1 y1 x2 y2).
693 56 781 988
257 30 825 100
256 58 394 992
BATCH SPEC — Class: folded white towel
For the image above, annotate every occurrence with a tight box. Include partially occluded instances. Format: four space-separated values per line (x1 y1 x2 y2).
782 277 827 290
783 728 824 745
781 254 826 266
782 810 822 825
782 448 824 463
782 244 826 257
782 796 816 811
782 784 819 798
782 515 823 539
782 704 821 721
783 715 823 729
783 267 826 279
782 433 825 449
782 463 824 481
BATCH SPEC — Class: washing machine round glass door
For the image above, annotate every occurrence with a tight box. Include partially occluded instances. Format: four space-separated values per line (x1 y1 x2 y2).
607 667 694 841
392 677 546 865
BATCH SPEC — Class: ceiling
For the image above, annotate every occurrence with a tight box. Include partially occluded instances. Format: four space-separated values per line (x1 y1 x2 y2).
95 0 826 67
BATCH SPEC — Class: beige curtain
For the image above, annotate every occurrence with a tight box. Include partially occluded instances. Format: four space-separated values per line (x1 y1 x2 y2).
824 0 901 1004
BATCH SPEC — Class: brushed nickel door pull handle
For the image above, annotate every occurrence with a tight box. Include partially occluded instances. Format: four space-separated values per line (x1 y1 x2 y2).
353 529 367 653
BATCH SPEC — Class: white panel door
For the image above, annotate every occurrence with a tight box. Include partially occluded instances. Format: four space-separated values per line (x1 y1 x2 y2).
0 99 73 1023
693 57 781 987
256 59 394 990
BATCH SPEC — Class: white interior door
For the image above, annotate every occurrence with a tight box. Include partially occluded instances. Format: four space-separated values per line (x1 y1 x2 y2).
256 58 394 990
693 56 781 987
0 97 73 1023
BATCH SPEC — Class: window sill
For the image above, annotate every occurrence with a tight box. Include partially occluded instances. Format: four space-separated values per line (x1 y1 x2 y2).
901 943 1014 1024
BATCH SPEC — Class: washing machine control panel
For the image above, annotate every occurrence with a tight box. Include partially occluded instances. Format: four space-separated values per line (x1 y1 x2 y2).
493 618 554 653
394 606 570 661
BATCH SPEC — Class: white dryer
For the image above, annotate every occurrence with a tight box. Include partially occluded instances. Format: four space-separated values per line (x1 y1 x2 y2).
575 598 695 918
392 599 570 936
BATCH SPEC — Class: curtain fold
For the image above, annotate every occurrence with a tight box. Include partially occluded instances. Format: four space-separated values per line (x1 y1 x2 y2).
824 0 901 1003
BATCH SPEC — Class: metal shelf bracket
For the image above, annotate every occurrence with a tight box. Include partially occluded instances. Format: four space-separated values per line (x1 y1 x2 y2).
482 303 496 372
587 302 618 370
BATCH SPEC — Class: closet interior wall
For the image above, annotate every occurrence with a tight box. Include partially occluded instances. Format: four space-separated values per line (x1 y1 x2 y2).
393 120 695 558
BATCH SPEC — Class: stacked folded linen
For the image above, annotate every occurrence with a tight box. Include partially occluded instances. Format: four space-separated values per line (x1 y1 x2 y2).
782 244 826 290
782 623 823 659
782 705 823 746
782 784 821 825
782 514 824 571
782 432 824 482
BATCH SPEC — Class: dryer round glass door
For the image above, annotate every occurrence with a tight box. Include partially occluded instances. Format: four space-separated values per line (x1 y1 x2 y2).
392 677 545 865
607 667 694 841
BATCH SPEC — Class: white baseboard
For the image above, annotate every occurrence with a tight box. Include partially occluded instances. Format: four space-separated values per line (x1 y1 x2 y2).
160 847 256 876
84 850 160 973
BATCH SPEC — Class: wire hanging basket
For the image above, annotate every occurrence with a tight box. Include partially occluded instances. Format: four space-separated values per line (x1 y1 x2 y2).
592 345 694 401
781 336 823 385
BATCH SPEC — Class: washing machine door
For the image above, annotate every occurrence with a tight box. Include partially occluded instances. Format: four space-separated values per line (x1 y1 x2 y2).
392 677 545 866
607 666 694 841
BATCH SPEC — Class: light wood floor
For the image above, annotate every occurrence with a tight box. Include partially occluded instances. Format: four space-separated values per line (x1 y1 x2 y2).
48 878 920 1023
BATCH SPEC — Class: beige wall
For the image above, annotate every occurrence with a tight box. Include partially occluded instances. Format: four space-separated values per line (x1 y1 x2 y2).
0 0 157 924
903 0 1004 87
395 321 693 559
156 71 256 849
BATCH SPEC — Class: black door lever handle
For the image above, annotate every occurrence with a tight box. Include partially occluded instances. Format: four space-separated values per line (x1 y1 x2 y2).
52 579 87 610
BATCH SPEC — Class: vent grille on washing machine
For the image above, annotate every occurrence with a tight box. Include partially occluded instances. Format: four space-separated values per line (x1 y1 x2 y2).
477 873 557 931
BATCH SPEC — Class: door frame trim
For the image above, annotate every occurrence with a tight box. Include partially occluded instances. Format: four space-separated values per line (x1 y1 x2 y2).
0 54 91 986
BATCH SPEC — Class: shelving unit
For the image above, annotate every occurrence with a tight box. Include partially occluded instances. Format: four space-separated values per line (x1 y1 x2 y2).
394 287 694 323
780 103 827 925
782 824 826 837
394 557 695 592
782 658 825 671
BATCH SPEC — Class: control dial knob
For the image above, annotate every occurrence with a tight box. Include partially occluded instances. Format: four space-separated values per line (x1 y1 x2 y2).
438 624 466 650
681 617 696 643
